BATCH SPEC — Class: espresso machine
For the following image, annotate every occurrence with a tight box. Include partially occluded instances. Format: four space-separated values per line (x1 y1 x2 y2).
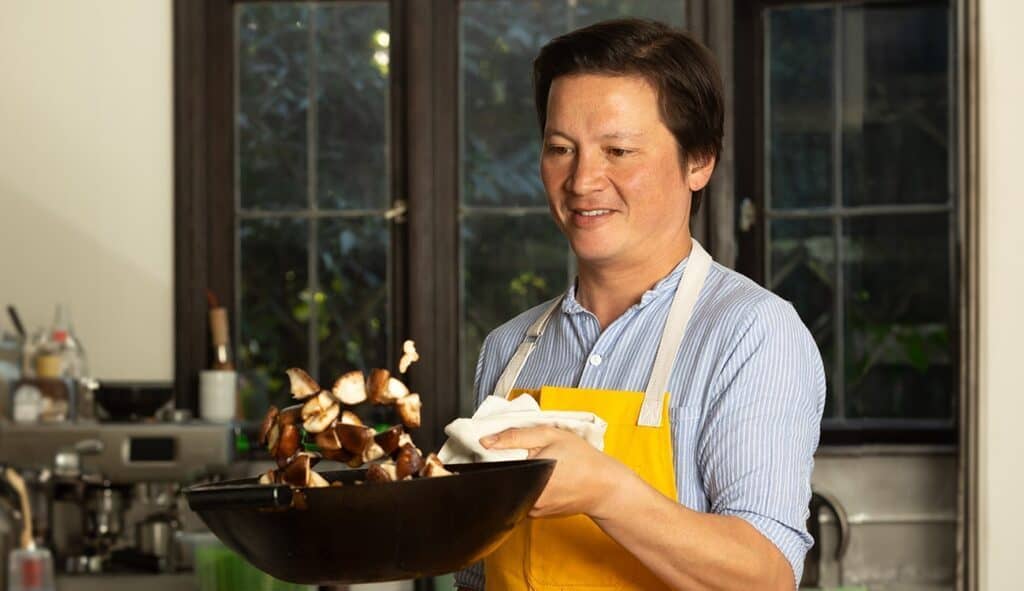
0 419 234 590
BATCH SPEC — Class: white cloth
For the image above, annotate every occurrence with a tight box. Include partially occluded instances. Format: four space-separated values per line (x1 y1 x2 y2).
437 394 607 464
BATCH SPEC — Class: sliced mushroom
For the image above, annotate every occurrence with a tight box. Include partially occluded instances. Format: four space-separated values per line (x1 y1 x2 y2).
348 442 386 467
280 453 313 487
280 453 330 488
374 425 405 456
331 370 368 405
335 423 375 455
395 444 424 480
307 470 330 488
278 404 303 425
286 368 321 400
396 393 422 429
301 391 340 434
367 369 409 405
340 410 364 427
271 423 302 466
258 406 279 446
257 468 279 485
320 447 354 463
314 426 342 451
398 340 419 374
366 462 398 483
420 453 453 478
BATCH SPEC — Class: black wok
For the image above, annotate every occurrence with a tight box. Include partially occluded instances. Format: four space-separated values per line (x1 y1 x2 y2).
185 459 555 584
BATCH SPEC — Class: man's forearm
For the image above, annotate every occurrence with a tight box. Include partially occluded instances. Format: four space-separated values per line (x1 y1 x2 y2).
590 471 794 591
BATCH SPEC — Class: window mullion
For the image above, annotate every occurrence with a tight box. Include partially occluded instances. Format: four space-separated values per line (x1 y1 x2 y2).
832 5 846 421
307 9 320 380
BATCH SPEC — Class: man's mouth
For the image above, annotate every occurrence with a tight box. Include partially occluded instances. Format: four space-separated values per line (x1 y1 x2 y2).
575 209 612 217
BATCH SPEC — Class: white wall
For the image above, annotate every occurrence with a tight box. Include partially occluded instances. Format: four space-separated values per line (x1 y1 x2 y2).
0 1 173 380
978 0 1024 589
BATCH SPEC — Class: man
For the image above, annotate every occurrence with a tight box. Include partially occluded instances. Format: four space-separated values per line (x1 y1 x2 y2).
456 18 824 590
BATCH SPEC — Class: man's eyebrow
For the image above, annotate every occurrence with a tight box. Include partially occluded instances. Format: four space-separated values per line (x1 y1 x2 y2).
543 129 645 140
600 130 644 140
544 128 574 141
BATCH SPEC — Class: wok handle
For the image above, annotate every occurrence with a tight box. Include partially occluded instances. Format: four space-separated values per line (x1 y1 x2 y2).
187 485 294 511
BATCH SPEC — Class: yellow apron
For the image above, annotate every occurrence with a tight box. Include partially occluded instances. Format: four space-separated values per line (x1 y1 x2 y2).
483 240 713 590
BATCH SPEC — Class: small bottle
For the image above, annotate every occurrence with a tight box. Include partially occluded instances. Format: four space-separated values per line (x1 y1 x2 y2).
50 304 88 379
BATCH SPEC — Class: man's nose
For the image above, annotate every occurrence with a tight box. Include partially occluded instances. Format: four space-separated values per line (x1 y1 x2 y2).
566 150 606 195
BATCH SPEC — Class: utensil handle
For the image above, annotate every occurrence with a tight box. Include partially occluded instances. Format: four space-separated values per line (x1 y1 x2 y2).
188 485 294 511
4 468 33 549
7 305 26 339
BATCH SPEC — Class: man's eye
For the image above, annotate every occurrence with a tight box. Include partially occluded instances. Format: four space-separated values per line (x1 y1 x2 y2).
546 145 572 155
606 147 632 158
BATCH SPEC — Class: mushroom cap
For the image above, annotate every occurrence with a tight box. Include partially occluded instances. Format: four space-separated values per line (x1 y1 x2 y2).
339 410 364 427
277 404 304 425
272 423 302 466
420 453 453 478
286 368 321 400
396 393 422 429
331 371 368 405
374 425 405 456
395 444 424 480
335 423 375 455
258 406 279 446
366 462 397 483
280 453 312 486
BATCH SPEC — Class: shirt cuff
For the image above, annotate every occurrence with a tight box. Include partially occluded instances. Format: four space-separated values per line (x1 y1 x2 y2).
719 508 810 588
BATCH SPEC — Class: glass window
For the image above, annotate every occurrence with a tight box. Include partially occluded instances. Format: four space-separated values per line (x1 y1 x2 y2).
235 2 391 416
765 1 955 425
458 0 688 413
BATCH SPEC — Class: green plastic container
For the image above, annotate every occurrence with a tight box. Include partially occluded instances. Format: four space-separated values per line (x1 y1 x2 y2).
195 543 313 591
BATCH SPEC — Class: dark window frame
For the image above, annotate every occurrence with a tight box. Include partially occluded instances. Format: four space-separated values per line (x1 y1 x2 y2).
734 0 970 446
174 0 460 452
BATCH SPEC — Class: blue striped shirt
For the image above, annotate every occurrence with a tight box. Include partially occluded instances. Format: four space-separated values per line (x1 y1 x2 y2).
454 255 826 589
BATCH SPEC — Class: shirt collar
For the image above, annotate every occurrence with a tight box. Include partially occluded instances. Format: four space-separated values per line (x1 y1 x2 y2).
560 254 691 316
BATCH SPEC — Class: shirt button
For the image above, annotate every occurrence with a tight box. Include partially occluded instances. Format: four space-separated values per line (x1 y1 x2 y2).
589 354 603 367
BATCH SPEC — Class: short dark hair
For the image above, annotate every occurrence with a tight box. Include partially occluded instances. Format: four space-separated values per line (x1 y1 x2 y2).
533 18 724 216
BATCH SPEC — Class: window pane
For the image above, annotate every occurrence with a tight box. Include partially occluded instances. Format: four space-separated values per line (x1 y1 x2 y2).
460 214 568 414
766 7 834 210
460 0 568 208
842 4 951 207
237 5 310 210
238 218 309 415
317 217 390 381
844 214 953 419
574 0 685 28
769 218 836 416
315 4 390 210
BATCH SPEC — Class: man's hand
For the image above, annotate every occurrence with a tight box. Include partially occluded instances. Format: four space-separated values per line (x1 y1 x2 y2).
480 426 635 518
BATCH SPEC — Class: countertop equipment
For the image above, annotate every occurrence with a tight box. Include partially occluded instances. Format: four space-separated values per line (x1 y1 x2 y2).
0 420 233 590
186 459 555 585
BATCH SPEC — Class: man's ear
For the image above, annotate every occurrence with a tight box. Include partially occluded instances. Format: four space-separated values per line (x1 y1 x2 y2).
687 154 717 192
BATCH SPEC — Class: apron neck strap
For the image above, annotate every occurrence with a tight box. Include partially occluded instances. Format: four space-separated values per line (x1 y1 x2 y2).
492 295 562 401
637 240 712 427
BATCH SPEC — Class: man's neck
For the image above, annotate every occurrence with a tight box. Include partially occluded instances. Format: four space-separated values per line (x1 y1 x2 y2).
576 237 693 330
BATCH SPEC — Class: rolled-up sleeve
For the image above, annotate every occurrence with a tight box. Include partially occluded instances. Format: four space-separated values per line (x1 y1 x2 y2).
699 296 826 586
453 560 485 590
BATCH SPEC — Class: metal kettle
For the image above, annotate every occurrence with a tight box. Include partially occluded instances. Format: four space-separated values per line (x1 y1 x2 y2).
801 489 851 588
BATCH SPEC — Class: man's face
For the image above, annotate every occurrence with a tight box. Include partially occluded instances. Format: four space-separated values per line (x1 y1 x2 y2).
540 74 711 269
